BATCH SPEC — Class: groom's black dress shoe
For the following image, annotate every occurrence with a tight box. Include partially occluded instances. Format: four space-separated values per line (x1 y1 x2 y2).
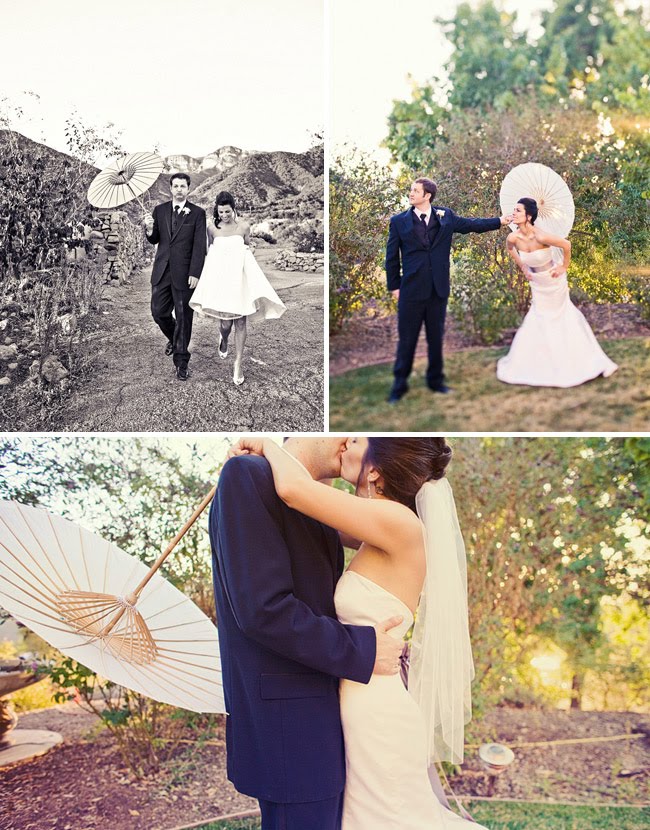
427 383 452 394
165 340 173 356
176 364 189 381
388 388 407 403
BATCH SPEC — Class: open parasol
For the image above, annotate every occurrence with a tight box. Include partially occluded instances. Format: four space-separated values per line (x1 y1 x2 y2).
499 162 575 237
87 151 164 213
0 489 225 713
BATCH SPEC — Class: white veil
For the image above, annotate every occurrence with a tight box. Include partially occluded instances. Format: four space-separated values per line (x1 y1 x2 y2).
409 478 475 765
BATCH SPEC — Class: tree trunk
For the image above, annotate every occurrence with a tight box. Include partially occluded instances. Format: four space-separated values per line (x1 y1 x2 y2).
570 672 583 709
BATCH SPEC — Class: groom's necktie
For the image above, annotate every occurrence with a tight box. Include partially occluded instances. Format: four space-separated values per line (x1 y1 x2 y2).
172 205 180 234
417 213 429 245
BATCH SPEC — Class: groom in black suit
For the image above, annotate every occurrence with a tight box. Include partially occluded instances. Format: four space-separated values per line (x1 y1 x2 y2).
144 173 206 381
210 437 404 830
386 178 510 402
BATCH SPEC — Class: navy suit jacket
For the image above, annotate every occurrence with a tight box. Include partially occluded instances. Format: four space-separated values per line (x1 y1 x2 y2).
385 206 501 301
210 455 376 804
145 200 207 289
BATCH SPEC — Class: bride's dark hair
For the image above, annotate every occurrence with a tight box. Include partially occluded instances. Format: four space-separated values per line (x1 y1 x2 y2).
518 197 538 224
214 191 237 227
358 438 452 512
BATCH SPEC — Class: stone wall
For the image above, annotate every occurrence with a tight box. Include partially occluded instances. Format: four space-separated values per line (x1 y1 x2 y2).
97 210 147 283
273 249 324 272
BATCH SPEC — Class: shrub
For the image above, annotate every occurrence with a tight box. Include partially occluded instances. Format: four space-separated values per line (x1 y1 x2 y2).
329 149 405 330
449 250 523 345
46 656 221 778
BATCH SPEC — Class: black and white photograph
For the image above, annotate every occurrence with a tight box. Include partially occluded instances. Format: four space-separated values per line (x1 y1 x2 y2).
0 0 324 432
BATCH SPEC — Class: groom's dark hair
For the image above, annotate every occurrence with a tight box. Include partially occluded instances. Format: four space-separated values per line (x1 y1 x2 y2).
169 173 191 187
415 177 437 203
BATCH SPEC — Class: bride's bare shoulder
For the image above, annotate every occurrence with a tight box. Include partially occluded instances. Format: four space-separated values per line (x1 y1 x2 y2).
377 498 422 541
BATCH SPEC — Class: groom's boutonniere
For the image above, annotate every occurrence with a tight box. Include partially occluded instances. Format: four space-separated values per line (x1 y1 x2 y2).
436 209 445 219
182 206 191 215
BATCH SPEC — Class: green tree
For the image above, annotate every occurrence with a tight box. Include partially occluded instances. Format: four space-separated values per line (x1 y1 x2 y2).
438 2 541 112
329 149 405 330
450 437 648 710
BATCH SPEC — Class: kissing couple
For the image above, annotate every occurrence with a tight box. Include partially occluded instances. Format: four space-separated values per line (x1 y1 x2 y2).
210 436 484 830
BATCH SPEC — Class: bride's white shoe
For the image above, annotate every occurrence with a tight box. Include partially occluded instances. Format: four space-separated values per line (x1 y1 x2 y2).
218 333 228 359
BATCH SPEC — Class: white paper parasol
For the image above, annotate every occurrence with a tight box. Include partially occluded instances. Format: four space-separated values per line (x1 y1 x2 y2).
500 162 574 237
87 151 164 211
0 492 225 713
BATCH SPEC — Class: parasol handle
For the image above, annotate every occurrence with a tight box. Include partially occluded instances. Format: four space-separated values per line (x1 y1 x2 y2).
124 181 148 220
132 484 217 598
100 485 217 637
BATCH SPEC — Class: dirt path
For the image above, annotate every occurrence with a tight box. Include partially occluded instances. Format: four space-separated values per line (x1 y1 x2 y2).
56 248 324 431
2 704 647 830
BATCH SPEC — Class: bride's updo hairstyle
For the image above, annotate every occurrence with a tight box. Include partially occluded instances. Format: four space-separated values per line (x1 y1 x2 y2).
517 197 538 224
359 438 452 512
214 191 237 227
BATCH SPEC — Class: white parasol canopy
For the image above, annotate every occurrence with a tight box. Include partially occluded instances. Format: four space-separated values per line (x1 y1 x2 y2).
87 151 164 210
0 494 225 714
500 162 575 237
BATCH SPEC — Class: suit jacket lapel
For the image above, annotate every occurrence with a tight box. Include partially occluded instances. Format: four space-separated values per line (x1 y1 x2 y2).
160 202 172 242
400 210 423 248
429 208 446 249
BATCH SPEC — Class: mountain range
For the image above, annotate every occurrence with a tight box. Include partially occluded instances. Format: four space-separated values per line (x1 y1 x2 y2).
1 131 323 225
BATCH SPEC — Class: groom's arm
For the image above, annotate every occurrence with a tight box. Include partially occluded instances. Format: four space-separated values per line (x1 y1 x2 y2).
188 208 207 280
212 456 377 684
450 209 502 235
145 204 161 245
385 215 402 292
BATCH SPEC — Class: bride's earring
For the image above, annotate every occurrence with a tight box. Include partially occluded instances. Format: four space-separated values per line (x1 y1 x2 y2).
367 477 373 499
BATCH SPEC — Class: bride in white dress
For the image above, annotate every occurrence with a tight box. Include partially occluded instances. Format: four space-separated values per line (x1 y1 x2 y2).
189 191 286 385
229 436 487 830
496 197 618 387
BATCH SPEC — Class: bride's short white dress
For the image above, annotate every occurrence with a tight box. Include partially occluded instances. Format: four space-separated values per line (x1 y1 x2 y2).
189 235 286 323
496 248 618 387
334 571 487 830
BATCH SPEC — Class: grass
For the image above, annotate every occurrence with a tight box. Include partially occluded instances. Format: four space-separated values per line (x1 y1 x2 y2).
328 338 649 432
192 801 650 829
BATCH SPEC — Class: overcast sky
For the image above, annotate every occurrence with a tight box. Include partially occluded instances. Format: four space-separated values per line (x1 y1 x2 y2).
0 0 322 161
330 0 648 158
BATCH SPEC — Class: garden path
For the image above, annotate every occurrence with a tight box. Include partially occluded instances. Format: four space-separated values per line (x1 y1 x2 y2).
58 248 324 432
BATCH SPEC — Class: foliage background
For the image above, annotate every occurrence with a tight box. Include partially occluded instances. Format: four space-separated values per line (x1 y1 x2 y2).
1 435 648 718
330 0 650 340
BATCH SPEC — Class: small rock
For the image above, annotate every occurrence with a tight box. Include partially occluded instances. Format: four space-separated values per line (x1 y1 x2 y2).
7 362 17 370
0 344 18 361
40 355 69 385
0 377 10 386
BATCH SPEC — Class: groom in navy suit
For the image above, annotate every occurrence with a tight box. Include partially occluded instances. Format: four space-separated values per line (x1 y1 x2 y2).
210 437 404 830
386 178 510 401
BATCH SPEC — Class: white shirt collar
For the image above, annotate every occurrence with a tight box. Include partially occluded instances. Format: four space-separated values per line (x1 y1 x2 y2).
414 206 431 222
173 201 187 212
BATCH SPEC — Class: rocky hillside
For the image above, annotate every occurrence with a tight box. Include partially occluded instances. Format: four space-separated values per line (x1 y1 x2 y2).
164 146 252 176
191 148 324 214
0 132 324 244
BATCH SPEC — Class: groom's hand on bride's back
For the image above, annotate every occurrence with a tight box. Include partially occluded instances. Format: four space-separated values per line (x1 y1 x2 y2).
373 616 405 675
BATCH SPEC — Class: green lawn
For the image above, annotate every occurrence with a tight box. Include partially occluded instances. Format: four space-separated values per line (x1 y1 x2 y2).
193 801 650 829
329 338 649 432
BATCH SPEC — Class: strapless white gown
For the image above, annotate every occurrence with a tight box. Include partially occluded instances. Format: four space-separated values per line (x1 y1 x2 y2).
334 571 487 830
189 235 286 323
496 248 618 387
